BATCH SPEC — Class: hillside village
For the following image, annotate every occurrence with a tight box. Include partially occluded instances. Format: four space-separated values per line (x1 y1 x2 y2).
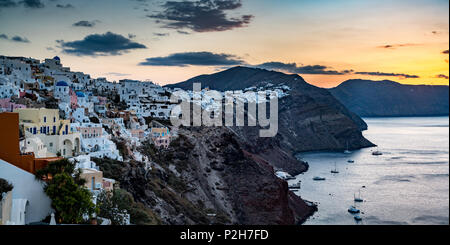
0 55 179 225
0 55 303 226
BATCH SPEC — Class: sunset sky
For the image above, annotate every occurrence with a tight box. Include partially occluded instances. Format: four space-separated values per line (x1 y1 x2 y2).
0 0 448 88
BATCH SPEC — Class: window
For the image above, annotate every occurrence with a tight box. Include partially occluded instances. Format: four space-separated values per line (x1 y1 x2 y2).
44 117 46 123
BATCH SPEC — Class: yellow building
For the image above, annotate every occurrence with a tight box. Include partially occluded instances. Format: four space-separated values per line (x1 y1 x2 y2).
15 108 81 158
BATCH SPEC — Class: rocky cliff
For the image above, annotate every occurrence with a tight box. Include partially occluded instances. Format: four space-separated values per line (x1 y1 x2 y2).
330 79 449 117
167 66 374 154
96 126 316 225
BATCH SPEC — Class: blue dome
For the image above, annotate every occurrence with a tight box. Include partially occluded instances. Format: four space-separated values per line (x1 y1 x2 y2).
56 81 68 86
76 92 86 98
53 56 60 61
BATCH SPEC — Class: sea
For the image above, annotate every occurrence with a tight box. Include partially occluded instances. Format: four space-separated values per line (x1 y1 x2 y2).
293 117 449 225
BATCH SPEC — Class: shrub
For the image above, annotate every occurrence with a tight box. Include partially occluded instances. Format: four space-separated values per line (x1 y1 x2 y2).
0 178 13 201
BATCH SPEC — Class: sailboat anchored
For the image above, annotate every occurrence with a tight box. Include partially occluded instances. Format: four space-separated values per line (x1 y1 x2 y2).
344 141 352 154
331 162 339 174
354 189 364 202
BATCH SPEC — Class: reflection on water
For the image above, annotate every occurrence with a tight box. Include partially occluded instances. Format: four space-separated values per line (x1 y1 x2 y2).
294 117 449 225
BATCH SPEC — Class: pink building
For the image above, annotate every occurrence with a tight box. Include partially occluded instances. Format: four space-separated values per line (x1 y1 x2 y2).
70 89 78 109
0 98 26 112
78 125 103 139
98 96 107 105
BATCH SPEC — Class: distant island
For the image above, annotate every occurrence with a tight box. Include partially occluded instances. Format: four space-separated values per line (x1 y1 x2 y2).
329 79 449 117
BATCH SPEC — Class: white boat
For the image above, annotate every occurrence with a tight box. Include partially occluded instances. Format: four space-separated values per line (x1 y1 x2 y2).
289 181 301 190
348 206 360 214
313 176 326 181
344 141 352 154
331 162 339 174
354 190 364 202
275 171 295 180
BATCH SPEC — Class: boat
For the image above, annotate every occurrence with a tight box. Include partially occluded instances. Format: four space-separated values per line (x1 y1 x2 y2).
354 190 364 202
344 141 352 154
348 206 360 214
372 147 383 156
289 181 301 190
347 160 355 163
372 150 383 156
275 171 295 180
313 176 326 181
354 215 363 221
331 162 339 174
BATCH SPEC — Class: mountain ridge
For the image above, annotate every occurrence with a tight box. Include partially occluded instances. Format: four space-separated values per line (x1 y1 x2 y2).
330 79 449 117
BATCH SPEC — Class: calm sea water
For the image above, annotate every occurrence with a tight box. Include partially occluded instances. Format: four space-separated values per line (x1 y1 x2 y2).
294 117 449 225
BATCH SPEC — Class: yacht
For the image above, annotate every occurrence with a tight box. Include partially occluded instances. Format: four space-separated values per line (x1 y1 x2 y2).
313 176 326 181
344 141 352 154
354 215 363 221
354 190 364 202
348 206 360 214
372 150 383 156
289 181 302 190
331 162 339 174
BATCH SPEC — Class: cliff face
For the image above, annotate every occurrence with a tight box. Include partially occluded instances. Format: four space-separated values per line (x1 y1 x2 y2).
330 79 450 117
98 126 316 225
167 66 374 153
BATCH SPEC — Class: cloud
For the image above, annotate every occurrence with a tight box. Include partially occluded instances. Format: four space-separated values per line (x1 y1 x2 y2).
355 71 420 79
378 43 419 49
255 62 353 75
73 20 98 28
435 74 449 79
442 50 449 54
20 0 44 8
177 30 190 35
56 3 74 9
0 0 17 8
104 72 131 77
154 32 169 37
148 0 254 32
0 34 30 43
58 32 147 56
139 51 245 66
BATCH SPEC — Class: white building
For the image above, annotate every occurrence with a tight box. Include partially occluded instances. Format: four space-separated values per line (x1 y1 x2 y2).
0 159 53 225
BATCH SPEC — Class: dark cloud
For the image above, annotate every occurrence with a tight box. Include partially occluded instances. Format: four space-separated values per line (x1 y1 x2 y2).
255 62 353 75
153 32 169 37
355 71 420 79
139 51 245 66
148 0 254 32
442 50 449 54
0 0 17 8
73 20 98 28
0 34 30 43
20 0 44 8
435 74 449 79
177 30 190 35
378 43 419 49
58 32 147 56
56 3 74 9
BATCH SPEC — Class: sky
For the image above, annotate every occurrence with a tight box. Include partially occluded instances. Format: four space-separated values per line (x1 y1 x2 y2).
0 0 448 88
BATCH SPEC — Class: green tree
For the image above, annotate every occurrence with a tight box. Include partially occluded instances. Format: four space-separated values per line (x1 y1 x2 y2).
96 189 130 225
0 178 13 201
35 159 95 224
